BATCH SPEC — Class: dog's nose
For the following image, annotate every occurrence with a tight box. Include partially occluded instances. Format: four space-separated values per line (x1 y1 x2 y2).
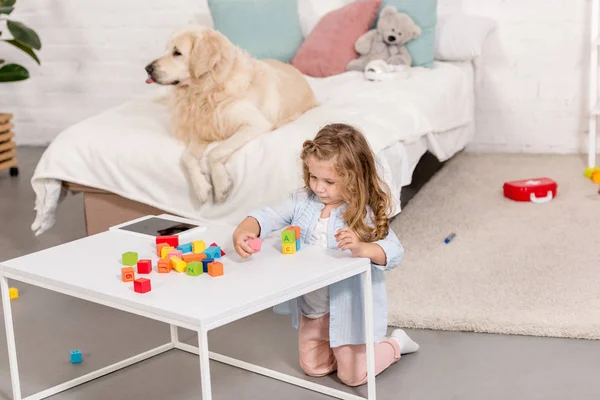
145 63 154 74
387 35 396 42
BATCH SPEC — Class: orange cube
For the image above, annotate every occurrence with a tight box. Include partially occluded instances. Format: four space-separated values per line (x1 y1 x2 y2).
157 259 172 273
287 226 301 239
156 243 170 257
208 261 224 277
121 267 135 282
183 253 206 263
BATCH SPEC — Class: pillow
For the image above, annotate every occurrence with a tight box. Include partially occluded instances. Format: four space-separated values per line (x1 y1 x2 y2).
376 0 438 68
207 0 304 63
434 13 497 61
297 0 353 37
292 0 383 77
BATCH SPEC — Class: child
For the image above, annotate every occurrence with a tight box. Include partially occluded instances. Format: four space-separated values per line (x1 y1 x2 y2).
232 123 419 387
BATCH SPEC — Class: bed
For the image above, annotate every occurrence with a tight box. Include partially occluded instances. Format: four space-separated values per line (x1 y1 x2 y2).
30 57 478 236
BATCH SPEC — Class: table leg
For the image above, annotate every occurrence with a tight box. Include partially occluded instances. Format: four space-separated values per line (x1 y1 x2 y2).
362 268 376 400
170 324 179 345
198 329 212 400
1 275 22 400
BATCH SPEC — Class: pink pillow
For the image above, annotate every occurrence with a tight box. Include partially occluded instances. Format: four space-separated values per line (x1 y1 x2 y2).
292 0 382 77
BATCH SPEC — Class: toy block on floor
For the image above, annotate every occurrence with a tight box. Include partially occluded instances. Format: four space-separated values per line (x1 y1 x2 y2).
296 239 301 251
137 259 152 274
187 261 203 276
70 350 82 364
183 253 206 263
160 246 175 259
177 243 193 254
121 267 135 282
288 226 301 240
201 258 214 273
282 229 296 244
170 256 187 273
168 249 183 259
192 240 206 254
122 251 138 266
282 243 296 255
157 259 172 273
208 261 224 277
156 235 178 247
204 246 221 259
134 278 151 294
210 242 226 256
248 238 262 252
156 243 169 257
9 287 18 300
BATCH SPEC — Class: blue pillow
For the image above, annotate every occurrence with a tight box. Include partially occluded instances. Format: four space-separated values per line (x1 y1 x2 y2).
207 0 304 63
376 0 438 68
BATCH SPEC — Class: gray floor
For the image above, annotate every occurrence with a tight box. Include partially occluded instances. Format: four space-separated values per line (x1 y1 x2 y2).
1 147 599 400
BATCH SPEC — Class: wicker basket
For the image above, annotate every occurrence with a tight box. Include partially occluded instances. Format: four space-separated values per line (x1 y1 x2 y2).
0 113 18 177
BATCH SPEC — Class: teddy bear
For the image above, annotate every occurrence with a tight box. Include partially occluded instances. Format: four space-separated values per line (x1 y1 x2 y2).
347 6 421 72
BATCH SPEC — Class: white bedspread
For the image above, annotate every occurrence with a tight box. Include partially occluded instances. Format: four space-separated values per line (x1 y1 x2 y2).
31 61 473 235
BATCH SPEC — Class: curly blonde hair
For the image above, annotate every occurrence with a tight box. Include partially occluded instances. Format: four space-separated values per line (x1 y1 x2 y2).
300 123 392 242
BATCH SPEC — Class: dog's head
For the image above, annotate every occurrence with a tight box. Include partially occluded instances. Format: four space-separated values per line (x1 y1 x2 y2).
145 25 234 86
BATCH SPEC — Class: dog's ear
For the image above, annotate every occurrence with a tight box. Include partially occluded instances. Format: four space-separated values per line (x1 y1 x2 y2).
189 30 228 79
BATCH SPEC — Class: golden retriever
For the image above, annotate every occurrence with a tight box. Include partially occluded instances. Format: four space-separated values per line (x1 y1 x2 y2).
144 25 317 203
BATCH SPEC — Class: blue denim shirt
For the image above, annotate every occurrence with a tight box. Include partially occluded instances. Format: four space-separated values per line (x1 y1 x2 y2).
248 188 404 347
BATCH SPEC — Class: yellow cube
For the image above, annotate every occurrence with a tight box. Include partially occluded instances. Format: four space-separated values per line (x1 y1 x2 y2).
282 243 296 255
161 246 175 259
192 240 206 254
9 287 19 300
170 256 187 273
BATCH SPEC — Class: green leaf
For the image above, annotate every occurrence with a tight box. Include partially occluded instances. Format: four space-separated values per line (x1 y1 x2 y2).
4 39 40 64
0 63 29 82
0 6 14 14
7 20 41 50
1 0 17 7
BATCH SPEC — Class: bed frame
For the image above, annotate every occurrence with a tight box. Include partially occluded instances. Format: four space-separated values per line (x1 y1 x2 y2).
67 151 445 236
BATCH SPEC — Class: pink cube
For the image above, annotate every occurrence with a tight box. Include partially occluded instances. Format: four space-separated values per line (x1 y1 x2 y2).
248 238 262 252
167 249 183 259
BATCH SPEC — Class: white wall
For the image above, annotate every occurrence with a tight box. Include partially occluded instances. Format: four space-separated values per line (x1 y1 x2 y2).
0 0 594 154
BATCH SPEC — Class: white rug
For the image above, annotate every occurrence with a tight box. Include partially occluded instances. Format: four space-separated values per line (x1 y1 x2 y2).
387 152 600 340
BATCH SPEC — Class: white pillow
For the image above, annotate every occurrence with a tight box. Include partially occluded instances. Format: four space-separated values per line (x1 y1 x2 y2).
434 13 497 61
297 0 353 37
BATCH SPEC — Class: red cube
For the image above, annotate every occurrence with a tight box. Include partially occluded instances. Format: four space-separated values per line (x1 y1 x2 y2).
156 235 179 247
134 278 151 294
137 259 152 274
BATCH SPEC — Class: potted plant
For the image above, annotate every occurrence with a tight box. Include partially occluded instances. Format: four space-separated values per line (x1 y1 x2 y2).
0 0 42 176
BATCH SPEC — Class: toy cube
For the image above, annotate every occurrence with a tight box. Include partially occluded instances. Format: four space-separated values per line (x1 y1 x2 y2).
204 246 221 259
281 230 296 244
296 239 301 251
70 350 83 364
134 278 151 294
187 261 203 276
156 243 170 257
210 243 226 256
192 240 206 254
208 261 224 277
9 287 18 300
157 259 172 273
137 259 152 274
170 256 187 273
168 249 183 259
282 243 296 255
160 246 175 259
201 258 214 273
121 267 135 282
177 243 193 254
248 238 262 252
288 226 301 240
593 171 600 184
183 253 206 263
156 235 179 247
122 251 138 266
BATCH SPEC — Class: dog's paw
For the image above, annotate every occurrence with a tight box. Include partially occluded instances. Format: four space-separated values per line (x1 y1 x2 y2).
192 174 212 203
211 163 232 203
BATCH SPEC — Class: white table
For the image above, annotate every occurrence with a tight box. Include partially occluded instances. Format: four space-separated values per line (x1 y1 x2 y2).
1 215 376 400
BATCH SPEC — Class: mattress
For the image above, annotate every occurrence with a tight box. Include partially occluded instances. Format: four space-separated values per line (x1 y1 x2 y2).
31 61 475 236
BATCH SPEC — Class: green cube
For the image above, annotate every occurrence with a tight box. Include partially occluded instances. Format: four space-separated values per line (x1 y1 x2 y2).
187 261 203 276
122 251 138 266
282 230 296 244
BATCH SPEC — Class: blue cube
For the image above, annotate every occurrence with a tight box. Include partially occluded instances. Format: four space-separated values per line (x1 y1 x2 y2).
70 350 82 364
177 243 193 254
296 239 301 251
204 246 221 259
201 258 214 273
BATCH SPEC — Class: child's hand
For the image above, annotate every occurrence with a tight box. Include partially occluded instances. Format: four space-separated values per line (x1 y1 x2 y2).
233 230 258 259
335 227 364 257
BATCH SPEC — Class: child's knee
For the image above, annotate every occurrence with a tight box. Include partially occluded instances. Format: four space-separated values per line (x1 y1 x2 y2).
300 359 335 377
337 367 367 387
